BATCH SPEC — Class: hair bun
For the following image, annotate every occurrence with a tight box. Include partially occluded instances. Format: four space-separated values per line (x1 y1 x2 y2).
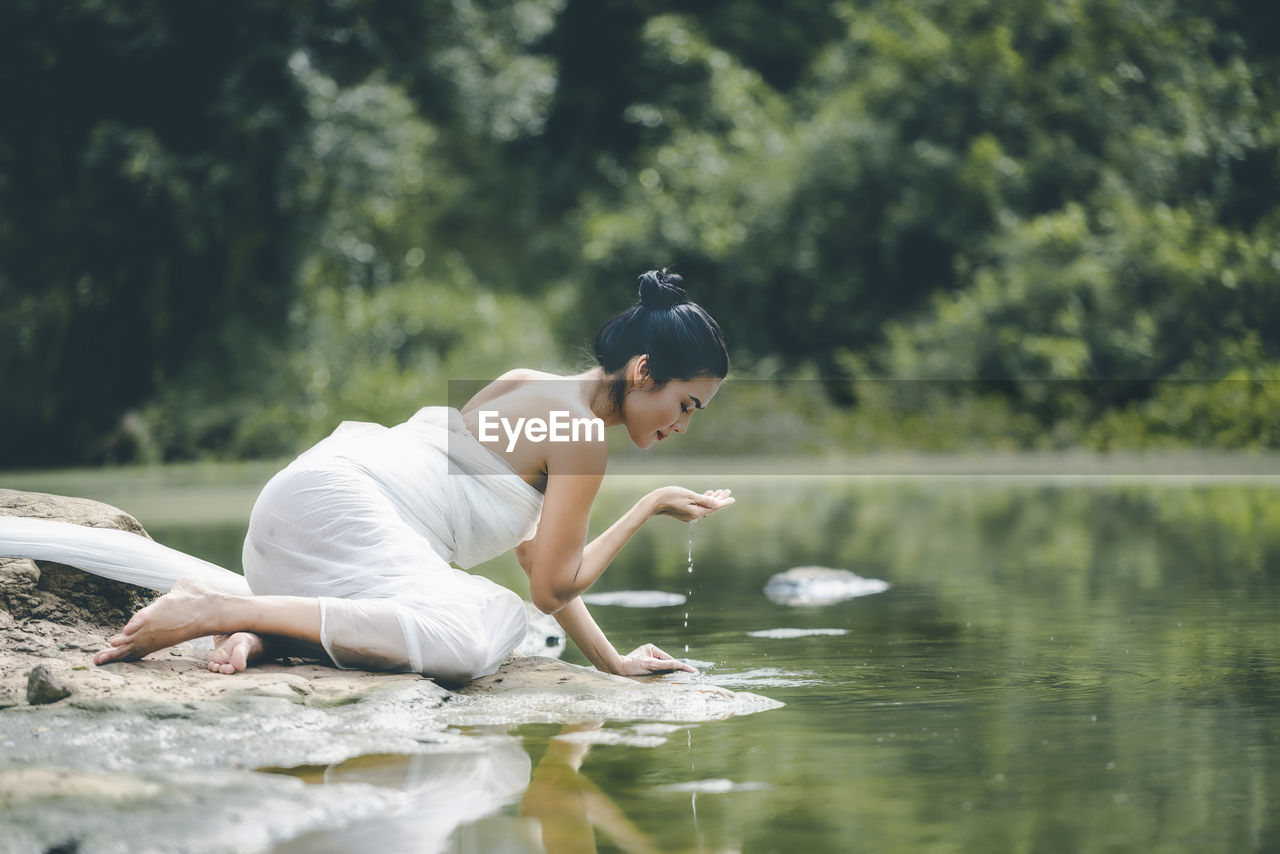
637 268 686 310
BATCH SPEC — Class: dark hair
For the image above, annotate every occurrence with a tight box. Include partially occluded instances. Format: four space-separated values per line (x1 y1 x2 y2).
594 269 729 413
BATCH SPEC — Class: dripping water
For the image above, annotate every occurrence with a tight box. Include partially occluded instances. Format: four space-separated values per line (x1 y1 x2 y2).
684 519 697 655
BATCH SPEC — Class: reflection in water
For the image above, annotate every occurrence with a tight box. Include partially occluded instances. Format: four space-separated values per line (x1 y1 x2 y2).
274 725 689 853
273 740 533 853
521 723 673 854
146 477 1280 852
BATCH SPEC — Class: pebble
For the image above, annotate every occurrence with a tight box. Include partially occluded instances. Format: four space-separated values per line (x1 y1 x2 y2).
26 665 72 705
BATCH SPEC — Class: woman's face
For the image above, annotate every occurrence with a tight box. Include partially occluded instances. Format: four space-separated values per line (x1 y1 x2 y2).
621 359 722 449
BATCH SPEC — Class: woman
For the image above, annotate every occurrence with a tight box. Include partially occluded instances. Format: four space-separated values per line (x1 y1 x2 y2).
35 268 732 683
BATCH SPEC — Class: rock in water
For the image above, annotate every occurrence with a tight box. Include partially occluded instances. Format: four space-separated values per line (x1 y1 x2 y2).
763 566 889 606
514 602 566 659
747 628 848 639
581 590 687 608
26 665 71 705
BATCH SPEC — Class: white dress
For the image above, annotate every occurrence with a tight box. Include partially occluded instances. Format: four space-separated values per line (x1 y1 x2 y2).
0 407 544 683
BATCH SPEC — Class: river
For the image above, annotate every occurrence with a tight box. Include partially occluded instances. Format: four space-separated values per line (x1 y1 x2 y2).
5 459 1278 852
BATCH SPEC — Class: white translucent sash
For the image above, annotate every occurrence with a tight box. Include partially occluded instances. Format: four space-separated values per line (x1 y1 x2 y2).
0 516 251 595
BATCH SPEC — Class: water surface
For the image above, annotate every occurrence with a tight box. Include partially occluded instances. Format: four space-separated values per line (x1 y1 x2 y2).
8 464 1279 852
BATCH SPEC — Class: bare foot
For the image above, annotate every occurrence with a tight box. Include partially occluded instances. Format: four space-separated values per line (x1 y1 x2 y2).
208 632 266 674
94 578 230 666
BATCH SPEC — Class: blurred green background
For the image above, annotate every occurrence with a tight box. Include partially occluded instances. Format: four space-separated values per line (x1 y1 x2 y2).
1 0 1277 468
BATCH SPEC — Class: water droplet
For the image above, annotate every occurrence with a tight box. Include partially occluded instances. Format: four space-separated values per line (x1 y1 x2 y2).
683 525 696 655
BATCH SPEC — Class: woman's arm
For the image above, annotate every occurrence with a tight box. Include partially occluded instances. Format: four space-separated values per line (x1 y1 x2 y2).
527 464 734 615
552 597 698 675
548 597 622 673
525 449 608 615
517 540 624 671
519 482 733 674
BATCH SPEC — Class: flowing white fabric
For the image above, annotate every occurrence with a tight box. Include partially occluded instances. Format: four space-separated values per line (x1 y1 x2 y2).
0 517 252 595
243 406 544 682
0 406 543 684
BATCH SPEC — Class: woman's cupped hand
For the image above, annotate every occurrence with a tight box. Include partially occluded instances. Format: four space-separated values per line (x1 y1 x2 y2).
646 486 734 522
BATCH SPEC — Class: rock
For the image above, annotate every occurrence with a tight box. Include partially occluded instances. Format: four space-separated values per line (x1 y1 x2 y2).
581 590 687 608
25 664 71 705
1 490 158 709
513 602 565 659
0 488 151 537
763 565 890 606
0 766 408 854
0 655 781 787
0 488 779 728
0 488 784 853
747 628 848 639
455 657 783 725
0 489 154 628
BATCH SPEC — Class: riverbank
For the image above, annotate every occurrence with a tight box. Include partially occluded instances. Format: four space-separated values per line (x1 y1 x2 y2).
0 489 778 721
0 488 781 852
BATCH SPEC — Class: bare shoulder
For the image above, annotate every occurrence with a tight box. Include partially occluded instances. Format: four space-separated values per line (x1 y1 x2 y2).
464 368 563 413
484 369 595 419
496 368 560 383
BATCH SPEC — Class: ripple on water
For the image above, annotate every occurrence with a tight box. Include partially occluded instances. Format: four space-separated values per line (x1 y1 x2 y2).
551 722 686 749
655 778 773 794
581 590 687 607
690 667 825 688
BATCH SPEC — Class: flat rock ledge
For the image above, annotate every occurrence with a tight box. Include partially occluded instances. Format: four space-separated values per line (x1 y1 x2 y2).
0 488 780 747
1 489 782 852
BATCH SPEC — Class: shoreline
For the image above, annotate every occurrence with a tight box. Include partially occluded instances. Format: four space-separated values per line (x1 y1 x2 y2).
3 449 1277 527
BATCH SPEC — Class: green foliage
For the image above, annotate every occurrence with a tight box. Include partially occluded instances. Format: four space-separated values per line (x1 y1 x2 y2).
1087 344 1280 449
2 0 1277 464
0 1 314 465
573 1 1278 382
0 0 567 466
135 271 558 461
567 0 1279 449
134 62 561 461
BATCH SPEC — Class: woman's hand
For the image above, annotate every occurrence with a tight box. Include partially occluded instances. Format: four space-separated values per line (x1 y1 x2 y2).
613 643 698 676
646 487 734 522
